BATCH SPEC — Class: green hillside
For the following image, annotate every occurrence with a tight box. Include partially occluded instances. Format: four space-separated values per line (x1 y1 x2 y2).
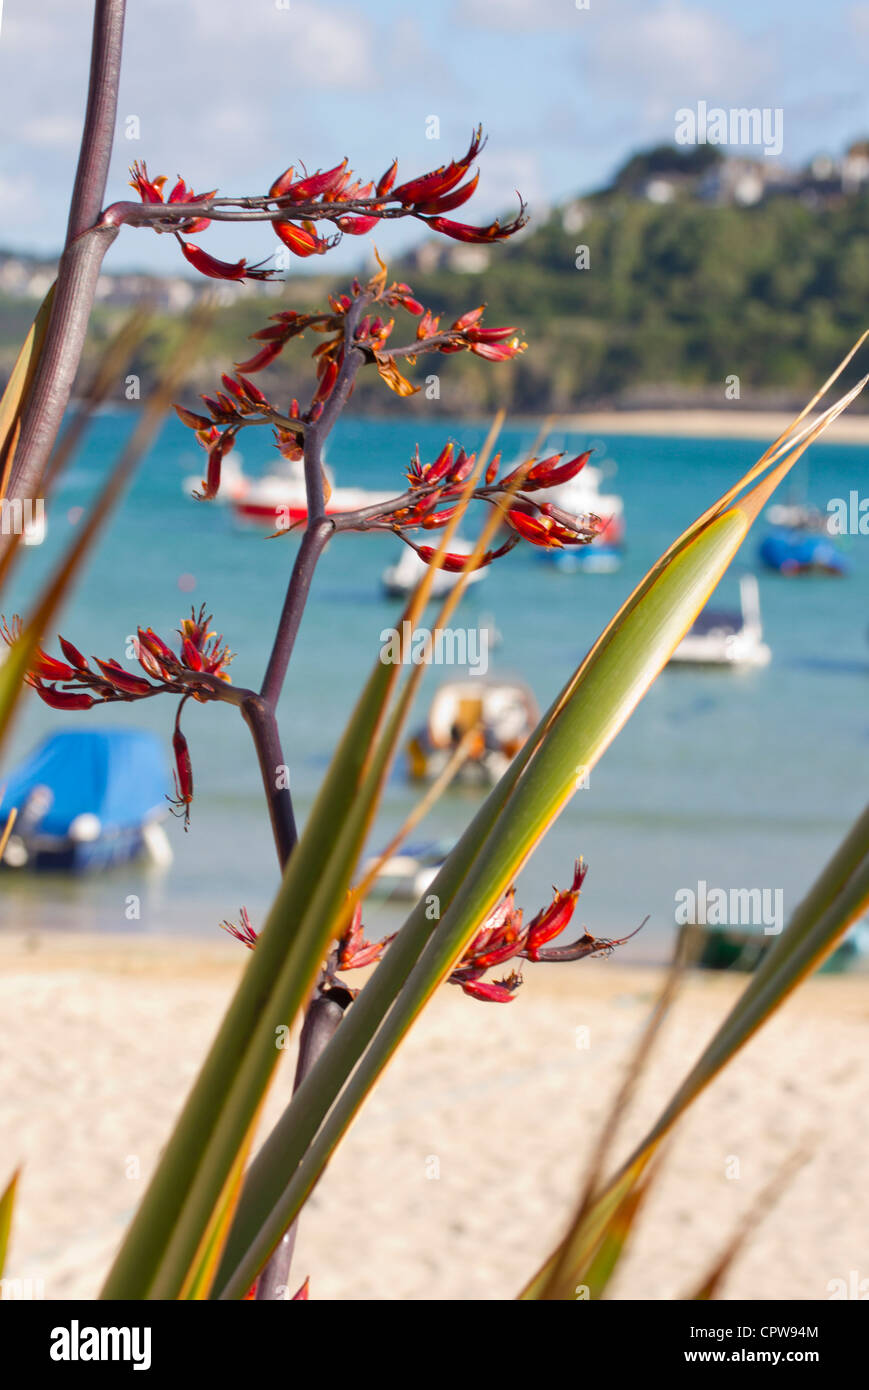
4 176 869 415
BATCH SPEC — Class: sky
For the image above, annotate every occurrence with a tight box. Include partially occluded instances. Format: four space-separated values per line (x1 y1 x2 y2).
1 0 868 274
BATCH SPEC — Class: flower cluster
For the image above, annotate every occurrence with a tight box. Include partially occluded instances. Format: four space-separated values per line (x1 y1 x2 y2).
173 255 525 500
221 861 641 1006
3 607 233 828
449 860 639 1002
173 259 527 499
222 900 394 999
128 162 276 282
349 441 604 571
119 128 526 283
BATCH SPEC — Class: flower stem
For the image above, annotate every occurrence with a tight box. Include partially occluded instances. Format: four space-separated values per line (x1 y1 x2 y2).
253 987 351 1300
8 0 127 505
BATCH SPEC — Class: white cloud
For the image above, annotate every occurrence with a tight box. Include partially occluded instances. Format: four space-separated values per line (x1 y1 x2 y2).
455 0 576 31
583 0 775 123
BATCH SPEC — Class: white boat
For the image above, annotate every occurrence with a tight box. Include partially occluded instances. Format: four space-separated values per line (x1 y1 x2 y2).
225 458 394 528
407 678 539 784
669 574 771 668
382 537 488 599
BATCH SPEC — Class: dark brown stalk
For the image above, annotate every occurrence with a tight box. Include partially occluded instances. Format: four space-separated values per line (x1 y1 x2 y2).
66 0 127 243
241 695 297 867
8 0 127 505
246 297 374 1298
260 295 371 707
253 987 351 1300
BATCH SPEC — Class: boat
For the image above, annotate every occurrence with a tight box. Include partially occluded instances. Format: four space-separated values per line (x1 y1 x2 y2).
0 729 173 873
684 921 867 974
230 458 394 528
765 502 829 532
361 837 456 902
669 574 771 668
407 678 539 784
759 527 849 576
540 543 622 574
382 537 488 599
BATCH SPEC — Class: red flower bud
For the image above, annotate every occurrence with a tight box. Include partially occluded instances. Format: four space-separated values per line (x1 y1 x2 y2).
181 637 204 671
283 161 348 202
34 684 95 711
336 214 379 235
234 340 285 374
524 450 592 491
58 636 90 671
32 650 75 682
274 221 330 258
458 976 521 1003
425 211 526 244
416 172 480 215
177 239 275 282
95 659 154 695
269 165 295 198
174 404 213 432
376 159 398 196
391 127 483 206
170 724 194 828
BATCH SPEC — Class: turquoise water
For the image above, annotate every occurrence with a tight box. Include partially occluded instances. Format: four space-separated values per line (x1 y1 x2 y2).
2 411 867 962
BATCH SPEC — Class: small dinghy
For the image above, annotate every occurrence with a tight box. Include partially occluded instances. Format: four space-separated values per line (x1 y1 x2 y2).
759 528 849 576
407 678 539 784
0 729 172 873
669 574 771 669
361 838 456 902
541 544 622 575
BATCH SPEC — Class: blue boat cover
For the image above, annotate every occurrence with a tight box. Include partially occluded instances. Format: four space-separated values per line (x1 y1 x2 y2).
759 529 849 574
0 729 169 837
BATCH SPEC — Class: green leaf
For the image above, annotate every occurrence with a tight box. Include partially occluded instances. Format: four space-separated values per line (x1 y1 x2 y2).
524 803 869 1299
0 1170 20 1282
0 285 55 490
215 367 864 1299
101 421 504 1300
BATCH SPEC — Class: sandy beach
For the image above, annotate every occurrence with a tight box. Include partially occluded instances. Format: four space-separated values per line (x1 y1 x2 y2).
557 408 869 444
2 931 867 1302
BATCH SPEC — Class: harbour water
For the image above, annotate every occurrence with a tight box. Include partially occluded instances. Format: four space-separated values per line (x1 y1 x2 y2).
2 411 867 962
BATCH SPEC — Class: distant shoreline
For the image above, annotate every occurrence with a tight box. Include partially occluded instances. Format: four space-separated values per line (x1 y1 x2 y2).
70 399 869 444
550 408 869 445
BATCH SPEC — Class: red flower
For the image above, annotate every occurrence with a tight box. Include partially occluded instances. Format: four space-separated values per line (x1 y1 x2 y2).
32 650 75 682
31 684 96 711
220 907 258 950
391 127 484 207
337 902 393 970
176 239 276 283
524 861 588 960
169 721 193 829
128 161 213 233
274 221 333 258
94 659 154 696
424 210 527 243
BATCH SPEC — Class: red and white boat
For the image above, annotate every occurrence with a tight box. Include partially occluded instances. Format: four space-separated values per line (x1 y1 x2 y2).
229 459 394 528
